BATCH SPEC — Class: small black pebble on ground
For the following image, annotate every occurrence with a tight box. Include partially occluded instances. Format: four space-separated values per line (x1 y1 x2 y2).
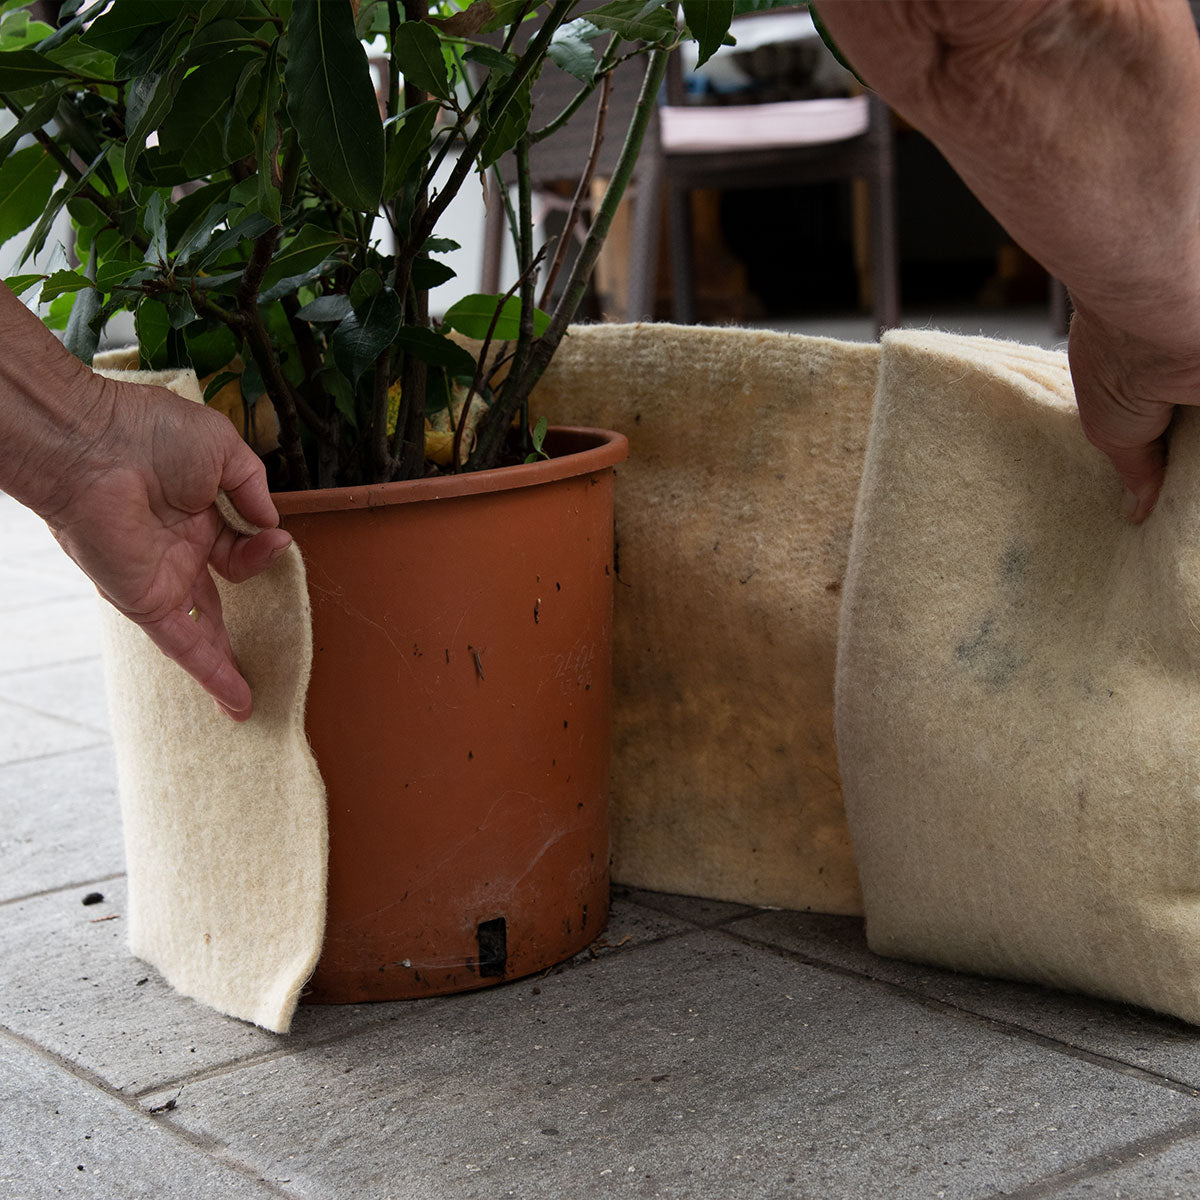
82 893 104 906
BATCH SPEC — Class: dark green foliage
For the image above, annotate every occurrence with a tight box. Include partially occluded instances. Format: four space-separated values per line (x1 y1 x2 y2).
0 0 780 488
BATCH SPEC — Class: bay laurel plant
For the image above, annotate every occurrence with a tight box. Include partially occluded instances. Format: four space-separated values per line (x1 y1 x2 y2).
0 0 743 489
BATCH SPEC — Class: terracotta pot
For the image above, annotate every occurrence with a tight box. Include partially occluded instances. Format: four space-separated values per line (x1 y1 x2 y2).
272 428 628 1002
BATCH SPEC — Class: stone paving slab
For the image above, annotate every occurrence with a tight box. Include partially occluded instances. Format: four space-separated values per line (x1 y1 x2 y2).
0 657 110 734
0 876 691 1097
616 885 761 928
0 1031 294 1199
1040 1130 1200 1199
141 931 1200 1200
0 694 107 765
731 910 1200 1094
0 744 124 902
0 562 92 612
0 595 103 674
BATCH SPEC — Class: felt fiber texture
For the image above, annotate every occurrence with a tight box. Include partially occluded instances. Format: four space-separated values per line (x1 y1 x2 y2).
533 324 879 913
94 361 326 1034
837 329 1200 1024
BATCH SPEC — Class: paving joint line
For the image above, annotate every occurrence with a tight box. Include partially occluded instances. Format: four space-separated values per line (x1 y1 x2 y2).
0 1023 303 1198
0 653 103 679
0 693 109 738
998 1113 1200 1199
0 739 112 770
719 924 1200 1100
0 871 126 910
135 924 699 1099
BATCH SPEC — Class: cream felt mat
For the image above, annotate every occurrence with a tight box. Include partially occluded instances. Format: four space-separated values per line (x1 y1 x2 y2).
95 361 326 1033
837 329 1200 1024
533 324 879 913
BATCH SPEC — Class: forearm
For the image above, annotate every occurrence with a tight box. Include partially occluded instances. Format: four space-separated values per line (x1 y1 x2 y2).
818 0 1200 348
0 282 111 517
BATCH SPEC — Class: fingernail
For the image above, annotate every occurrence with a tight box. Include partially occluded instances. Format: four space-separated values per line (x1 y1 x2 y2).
1122 488 1140 520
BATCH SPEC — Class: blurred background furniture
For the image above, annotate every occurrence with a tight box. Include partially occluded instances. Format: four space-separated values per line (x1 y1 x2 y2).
482 6 900 335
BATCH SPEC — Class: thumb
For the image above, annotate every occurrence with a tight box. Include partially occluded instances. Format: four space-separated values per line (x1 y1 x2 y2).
215 423 281 531
1068 315 1174 524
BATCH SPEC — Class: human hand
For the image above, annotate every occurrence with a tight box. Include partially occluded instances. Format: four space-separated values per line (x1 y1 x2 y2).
37 374 291 721
1066 308 1200 524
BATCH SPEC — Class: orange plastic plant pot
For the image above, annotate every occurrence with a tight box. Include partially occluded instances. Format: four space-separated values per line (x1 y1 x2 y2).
273 428 628 1002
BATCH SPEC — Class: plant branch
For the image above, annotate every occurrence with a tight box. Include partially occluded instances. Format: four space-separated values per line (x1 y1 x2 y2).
539 69 609 309
505 135 537 396
453 243 546 471
531 33 622 143
416 0 575 245
237 227 312 486
473 45 670 468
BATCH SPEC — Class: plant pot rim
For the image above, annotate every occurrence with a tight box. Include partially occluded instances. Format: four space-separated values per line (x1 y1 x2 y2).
272 425 628 516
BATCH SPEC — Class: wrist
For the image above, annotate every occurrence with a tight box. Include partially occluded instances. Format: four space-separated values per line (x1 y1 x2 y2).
0 287 115 518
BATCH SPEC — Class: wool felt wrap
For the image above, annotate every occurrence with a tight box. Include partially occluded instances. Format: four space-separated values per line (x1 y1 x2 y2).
94 358 326 1034
837 329 1200 1024
532 324 879 913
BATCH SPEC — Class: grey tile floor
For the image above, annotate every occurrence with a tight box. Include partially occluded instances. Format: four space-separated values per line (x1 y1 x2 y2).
6 311 1200 1199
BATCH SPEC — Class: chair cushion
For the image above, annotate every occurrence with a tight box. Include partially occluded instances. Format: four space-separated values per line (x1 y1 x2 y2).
659 95 870 154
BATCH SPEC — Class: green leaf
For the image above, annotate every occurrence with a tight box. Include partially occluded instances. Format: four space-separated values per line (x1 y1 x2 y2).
192 211 275 271
443 293 551 340
135 295 170 368
349 267 382 308
254 39 282 226
0 84 62 163
423 236 460 253
412 257 455 290
0 145 60 248
808 2 867 88
95 260 146 289
548 19 602 82
478 74 531 169
174 200 237 265
479 0 532 33
63 279 101 364
156 52 258 177
463 44 515 76
383 100 438 201
332 284 402 384
392 324 478 376
185 18 260 63
81 2 172 54
392 19 451 101
203 369 240 403
43 289 75 332
0 11 55 52
258 263 331 305
113 21 173 79
682 0 733 69
184 322 238 377
4 272 43 296
142 189 168 264
586 1 676 44
39 269 91 301
124 59 187 181
285 0 384 213
0 47 69 89
524 414 549 462
260 223 344 292
295 293 352 323
166 288 197 329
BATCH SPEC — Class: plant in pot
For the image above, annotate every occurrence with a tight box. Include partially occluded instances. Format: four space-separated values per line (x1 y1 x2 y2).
0 0 742 1007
